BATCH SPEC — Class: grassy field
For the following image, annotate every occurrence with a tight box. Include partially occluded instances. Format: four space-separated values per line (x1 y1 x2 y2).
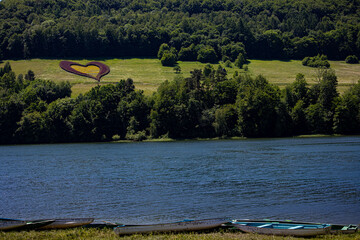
0 228 359 240
1 58 359 97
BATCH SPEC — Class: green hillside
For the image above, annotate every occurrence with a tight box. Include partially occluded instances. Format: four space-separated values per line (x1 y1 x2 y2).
1 58 359 96
0 0 359 61
1 0 360 144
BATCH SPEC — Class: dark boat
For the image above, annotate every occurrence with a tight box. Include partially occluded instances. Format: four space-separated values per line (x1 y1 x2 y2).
37 218 94 230
0 219 54 231
114 218 229 235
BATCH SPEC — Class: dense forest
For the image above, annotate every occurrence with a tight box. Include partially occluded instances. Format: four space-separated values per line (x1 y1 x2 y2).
0 0 360 61
1 0 360 144
1 62 360 144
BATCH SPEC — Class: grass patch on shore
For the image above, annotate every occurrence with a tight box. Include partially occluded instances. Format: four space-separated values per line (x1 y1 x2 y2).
0 228 359 240
1 58 359 97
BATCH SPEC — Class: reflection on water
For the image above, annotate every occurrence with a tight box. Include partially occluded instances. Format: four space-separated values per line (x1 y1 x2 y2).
0 136 359 224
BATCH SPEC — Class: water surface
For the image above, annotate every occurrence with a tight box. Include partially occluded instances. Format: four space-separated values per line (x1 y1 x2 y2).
1 136 359 224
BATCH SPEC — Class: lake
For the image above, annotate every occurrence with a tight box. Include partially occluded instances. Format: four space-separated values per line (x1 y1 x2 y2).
0 136 359 224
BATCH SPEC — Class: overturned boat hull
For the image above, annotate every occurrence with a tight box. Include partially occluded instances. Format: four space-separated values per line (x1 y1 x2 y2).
114 218 228 235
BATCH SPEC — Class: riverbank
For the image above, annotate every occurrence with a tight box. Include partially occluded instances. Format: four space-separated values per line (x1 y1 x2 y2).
112 134 345 143
1 228 359 240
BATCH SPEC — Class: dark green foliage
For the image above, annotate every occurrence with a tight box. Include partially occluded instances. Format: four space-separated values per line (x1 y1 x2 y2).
224 60 232 68
197 46 218 63
213 104 238 137
161 51 177 66
178 44 197 61
234 53 246 69
1 62 360 144
236 75 281 137
157 44 171 60
333 81 360 134
174 65 181 74
221 43 246 62
345 55 359 64
25 70 35 81
302 55 330 68
1 0 360 60
45 98 75 143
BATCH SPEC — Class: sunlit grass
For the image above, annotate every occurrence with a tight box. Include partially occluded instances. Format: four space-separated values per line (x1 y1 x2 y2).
1 58 359 97
0 228 359 240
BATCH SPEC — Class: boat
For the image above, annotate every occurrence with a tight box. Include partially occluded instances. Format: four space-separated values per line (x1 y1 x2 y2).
0 218 93 230
35 218 94 230
230 221 331 237
114 218 229 235
232 218 358 234
0 219 55 231
329 224 358 234
0 220 29 231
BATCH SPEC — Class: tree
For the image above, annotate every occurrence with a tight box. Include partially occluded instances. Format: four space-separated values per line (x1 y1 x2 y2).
345 55 359 64
45 98 75 142
0 96 24 144
236 75 281 137
318 69 338 111
70 99 103 142
197 46 218 63
161 50 177 66
213 104 238 137
178 44 197 61
234 53 245 69
174 65 181 74
291 100 308 135
333 81 360 134
157 43 177 60
305 103 326 133
25 70 35 81
221 42 246 61
14 111 48 143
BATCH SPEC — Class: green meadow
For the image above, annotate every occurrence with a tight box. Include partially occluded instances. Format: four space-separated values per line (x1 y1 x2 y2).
1 58 360 97
0 228 359 240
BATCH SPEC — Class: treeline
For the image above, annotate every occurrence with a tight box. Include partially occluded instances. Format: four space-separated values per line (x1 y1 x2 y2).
1 62 360 144
0 0 360 61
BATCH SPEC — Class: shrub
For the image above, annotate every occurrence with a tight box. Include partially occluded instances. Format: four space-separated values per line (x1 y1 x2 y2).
345 55 359 64
302 54 330 68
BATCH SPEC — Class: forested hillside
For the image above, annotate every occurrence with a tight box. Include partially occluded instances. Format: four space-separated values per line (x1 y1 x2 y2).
0 0 359 60
1 61 360 144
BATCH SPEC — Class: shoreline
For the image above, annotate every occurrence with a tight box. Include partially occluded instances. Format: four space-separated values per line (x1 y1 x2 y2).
111 134 356 144
1 228 359 240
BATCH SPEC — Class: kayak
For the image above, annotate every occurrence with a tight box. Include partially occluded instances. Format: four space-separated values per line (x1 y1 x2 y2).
0 219 54 231
37 218 94 230
114 218 229 235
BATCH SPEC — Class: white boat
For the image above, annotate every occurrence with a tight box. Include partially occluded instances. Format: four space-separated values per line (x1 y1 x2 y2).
232 218 358 234
114 218 229 235
231 221 331 237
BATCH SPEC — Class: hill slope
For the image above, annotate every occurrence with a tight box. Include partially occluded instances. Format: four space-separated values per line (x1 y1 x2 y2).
0 0 359 60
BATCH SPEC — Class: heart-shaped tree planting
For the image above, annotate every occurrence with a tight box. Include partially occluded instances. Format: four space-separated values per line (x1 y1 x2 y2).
60 61 110 81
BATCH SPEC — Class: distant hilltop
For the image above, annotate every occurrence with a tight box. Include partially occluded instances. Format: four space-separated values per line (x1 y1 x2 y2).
0 0 359 61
